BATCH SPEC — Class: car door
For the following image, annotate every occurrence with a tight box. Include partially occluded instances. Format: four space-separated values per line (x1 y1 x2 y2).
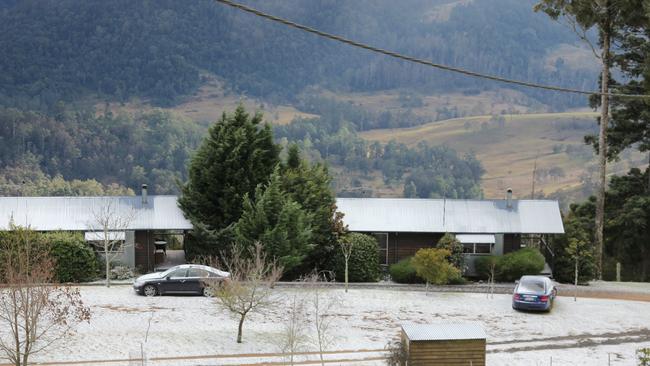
159 268 188 294
186 268 209 294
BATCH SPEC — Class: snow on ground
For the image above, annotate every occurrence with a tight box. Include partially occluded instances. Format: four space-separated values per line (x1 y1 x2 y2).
15 286 650 366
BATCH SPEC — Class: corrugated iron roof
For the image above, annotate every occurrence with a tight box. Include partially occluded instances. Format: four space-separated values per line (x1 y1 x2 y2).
335 198 564 234
0 196 564 234
0 196 192 231
401 323 487 341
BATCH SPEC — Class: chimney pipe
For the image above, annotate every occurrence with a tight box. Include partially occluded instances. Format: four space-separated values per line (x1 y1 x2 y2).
506 188 513 208
141 184 148 205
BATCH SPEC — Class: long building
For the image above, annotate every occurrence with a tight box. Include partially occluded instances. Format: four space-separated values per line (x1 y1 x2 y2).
0 189 564 274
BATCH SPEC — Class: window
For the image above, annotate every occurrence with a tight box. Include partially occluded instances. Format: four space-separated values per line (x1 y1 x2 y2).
463 243 493 255
167 269 187 278
373 233 389 265
187 268 209 278
475 243 492 254
92 241 125 253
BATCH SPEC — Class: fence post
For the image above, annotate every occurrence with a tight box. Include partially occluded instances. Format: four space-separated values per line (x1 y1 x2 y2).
616 262 621 282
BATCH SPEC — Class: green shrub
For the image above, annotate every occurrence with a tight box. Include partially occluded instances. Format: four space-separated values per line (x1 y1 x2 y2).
46 232 98 282
474 255 500 280
411 248 460 285
331 233 380 282
436 233 464 270
497 248 545 281
389 257 423 284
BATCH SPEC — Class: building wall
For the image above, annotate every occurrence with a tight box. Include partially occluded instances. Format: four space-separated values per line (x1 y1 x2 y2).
387 232 443 264
403 336 486 366
503 233 522 254
94 230 135 269
134 230 155 271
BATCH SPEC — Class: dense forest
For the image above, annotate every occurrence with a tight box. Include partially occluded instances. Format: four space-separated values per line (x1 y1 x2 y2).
0 0 595 112
0 107 202 195
0 104 483 198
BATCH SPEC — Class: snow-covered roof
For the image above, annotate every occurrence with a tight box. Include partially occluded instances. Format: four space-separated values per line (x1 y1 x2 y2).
335 198 564 234
401 323 486 341
0 196 192 231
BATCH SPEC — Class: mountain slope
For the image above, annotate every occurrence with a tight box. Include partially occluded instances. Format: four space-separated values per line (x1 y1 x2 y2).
360 112 647 200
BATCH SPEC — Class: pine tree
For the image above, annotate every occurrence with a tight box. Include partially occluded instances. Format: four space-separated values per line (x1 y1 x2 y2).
278 144 347 272
235 170 313 275
179 105 280 232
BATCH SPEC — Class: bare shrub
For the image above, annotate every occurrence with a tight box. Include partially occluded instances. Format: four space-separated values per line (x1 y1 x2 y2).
0 226 90 366
385 338 408 366
302 271 339 366
87 199 135 287
207 242 282 343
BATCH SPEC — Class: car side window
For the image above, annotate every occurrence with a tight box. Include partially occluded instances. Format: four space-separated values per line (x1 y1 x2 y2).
168 269 187 278
187 268 209 278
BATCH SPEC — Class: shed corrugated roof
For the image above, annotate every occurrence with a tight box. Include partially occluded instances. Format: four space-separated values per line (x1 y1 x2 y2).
401 323 486 341
335 198 564 234
0 196 192 231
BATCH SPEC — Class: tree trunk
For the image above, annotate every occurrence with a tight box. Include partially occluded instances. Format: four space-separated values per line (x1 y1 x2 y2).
105 246 111 288
595 21 611 281
237 314 245 343
344 259 349 293
574 258 578 302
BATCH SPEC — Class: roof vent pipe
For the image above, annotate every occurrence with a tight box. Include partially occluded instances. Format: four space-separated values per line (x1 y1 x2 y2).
141 184 148 205
506 188 513 208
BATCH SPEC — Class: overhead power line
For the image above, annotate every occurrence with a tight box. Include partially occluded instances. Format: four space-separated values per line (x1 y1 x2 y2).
214 0 650 100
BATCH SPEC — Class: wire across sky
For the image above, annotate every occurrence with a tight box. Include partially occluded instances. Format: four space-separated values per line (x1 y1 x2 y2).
214 0 650 100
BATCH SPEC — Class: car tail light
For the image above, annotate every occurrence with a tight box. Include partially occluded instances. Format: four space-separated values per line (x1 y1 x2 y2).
513 294 522 300
539 295 549 302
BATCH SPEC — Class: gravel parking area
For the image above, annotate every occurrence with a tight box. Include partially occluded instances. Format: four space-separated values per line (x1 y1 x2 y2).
5 286 650 366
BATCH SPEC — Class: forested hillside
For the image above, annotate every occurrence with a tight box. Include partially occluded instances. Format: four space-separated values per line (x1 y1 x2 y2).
0 0 606 198
0 0 595 112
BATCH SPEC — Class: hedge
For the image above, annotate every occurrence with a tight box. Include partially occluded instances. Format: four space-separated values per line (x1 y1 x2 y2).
497 248 545 281
389 257 423 284
46 232 98 282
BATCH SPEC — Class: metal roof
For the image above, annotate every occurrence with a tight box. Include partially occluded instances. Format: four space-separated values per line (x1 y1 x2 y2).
401 323 486 341
0 196 192 231
335 198 564 234
456 234 495 244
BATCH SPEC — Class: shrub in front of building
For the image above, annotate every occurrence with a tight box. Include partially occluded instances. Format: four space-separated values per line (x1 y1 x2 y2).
389 257 424 284
46 232 99 282
496 247 545 281
331 233 381 282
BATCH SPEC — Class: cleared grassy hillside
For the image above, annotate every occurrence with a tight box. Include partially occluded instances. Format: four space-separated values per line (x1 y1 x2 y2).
361 112 647 199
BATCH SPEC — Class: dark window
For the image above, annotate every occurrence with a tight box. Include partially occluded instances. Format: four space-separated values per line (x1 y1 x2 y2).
463 243 474 254
475 243 492 254
168 269 187 278
373 233 389 265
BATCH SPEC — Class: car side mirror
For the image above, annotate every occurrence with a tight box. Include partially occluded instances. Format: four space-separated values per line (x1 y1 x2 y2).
166 276 171 281
514 280 519 284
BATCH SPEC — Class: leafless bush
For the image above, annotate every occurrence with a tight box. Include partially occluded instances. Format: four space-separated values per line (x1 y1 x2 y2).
0 226 90 366
385 337 408 366
278 293 309 365
87 199 135 287
301 271 340 366
207 242 282 343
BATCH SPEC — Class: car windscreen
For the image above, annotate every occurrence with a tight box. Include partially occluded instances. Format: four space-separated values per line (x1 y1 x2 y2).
518 279 546 294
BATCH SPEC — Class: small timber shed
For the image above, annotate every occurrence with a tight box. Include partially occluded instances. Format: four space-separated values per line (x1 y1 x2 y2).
401 323 486 366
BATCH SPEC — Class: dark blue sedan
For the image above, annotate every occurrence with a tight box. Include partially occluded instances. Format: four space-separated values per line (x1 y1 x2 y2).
512 275 557 312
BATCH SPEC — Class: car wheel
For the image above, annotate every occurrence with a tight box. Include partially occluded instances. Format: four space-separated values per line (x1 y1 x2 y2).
203 286 216 297
143 285 157 297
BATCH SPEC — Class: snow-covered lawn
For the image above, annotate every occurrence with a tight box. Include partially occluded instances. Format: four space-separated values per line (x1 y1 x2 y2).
17 286 650 366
